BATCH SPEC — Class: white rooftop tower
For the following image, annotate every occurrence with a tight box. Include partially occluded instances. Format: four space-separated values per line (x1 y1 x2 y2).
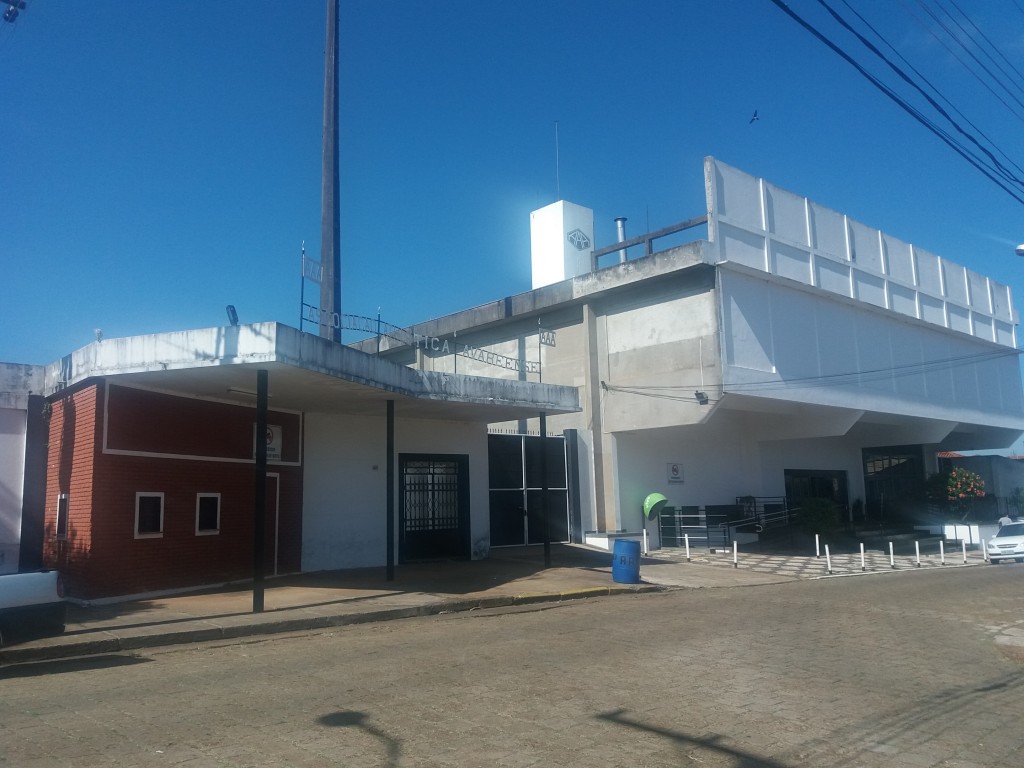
530 201 594 289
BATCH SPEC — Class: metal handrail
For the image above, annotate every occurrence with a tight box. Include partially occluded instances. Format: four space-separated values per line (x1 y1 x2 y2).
659 503 798 550
591 214 708 270
719 507 797 534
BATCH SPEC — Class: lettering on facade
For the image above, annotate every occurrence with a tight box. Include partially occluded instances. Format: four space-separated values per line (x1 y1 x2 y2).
458 343 541 374
297 308 552 375
306 305 341 328
302 255 323 284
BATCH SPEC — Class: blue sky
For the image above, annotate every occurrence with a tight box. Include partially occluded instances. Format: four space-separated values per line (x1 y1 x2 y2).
3 0 1024 367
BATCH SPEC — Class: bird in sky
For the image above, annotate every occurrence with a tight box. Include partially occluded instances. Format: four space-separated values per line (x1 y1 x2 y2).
749 110 759 124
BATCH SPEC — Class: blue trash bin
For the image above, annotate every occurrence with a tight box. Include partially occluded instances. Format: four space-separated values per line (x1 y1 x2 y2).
612 539 641 584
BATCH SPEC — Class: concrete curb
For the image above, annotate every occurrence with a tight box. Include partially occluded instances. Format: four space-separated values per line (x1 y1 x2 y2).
0 584 663 666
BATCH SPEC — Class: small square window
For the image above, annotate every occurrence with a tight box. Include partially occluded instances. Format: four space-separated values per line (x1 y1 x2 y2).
196 494 220 535
135 492 164 538
56 493 69 540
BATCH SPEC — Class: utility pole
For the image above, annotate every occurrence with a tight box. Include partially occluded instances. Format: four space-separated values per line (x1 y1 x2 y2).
319 0 341 342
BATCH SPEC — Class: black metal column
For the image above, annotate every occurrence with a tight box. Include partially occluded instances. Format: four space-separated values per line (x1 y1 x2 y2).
253 370 268 613
540 412 551 568
386 399 395 581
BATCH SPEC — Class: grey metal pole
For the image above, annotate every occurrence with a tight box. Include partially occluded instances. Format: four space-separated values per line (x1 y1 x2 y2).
253 369 268 613
319 0 341 342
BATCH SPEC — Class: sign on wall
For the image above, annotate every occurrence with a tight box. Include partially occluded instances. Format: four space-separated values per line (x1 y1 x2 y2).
667 463 684 484
253 424 282 462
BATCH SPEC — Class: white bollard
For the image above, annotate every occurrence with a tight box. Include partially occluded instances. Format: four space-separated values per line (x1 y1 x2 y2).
915 540 921 568
889 541 896 569
939 539 945 565
684 534 691 562
825 544 833 574
733 540 738 568
815 533 821 558
962 539 968 564
860 542 866 572
643 528 649 555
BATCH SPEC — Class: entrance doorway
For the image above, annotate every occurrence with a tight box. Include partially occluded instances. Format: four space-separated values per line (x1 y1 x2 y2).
862 446 925 523
399 454 470 561
784 469 848 508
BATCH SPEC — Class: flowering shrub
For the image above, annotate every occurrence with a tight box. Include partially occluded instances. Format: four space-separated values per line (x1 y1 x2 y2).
947 467 985 517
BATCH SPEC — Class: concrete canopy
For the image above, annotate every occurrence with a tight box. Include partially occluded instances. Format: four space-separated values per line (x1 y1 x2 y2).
40 322 580 422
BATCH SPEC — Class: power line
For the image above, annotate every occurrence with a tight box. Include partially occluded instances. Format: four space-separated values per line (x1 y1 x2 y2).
603 345 1020 400
766 0 1024 207
839 0 1024 181
912 0 1024 117
815 0 1024 191
939 0 1024 104
896 0 1024 126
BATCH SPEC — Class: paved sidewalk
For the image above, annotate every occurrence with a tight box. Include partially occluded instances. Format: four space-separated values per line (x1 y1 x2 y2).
0 544 988 665
649 544 989 580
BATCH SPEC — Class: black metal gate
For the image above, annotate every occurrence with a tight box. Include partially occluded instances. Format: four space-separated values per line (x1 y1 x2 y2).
399 454 469 561
488 434 570 547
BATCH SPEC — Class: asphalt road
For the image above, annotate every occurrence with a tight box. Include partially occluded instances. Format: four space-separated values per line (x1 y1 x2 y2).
2 565 1023 768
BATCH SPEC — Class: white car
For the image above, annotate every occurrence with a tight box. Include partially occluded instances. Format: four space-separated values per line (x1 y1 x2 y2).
0 570 67 645
986 522 1024 564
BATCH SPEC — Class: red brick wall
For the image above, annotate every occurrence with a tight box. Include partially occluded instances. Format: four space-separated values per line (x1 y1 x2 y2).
44 380 303 599
43 383 100 591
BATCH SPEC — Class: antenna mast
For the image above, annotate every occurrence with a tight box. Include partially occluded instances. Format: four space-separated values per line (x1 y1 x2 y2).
554 121 560 201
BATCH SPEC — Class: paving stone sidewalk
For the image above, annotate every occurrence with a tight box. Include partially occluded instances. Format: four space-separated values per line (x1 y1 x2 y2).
0 543 992 665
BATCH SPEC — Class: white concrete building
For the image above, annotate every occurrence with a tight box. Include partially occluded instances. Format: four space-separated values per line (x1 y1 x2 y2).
362 158 1024 545
3 157 1022 594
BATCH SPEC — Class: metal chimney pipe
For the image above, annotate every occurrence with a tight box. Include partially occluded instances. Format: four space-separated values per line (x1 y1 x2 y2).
615 217 627 263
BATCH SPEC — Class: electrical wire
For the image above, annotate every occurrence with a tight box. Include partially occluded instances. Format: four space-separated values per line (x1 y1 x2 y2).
815 0 1024 191
938 0 1024 105
949 0 1024 95
838 0 1024 181
601 345 1021 402
911 0 1024 118
766 0 1024 207
895 0 1024 126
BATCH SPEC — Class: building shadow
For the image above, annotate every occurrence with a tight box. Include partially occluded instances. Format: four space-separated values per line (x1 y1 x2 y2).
0 653 150 680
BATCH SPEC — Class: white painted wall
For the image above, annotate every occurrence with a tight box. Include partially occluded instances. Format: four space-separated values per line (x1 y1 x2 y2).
302 412 387 571
302 412 489 572
572 428 598 533
706 157 1017 348
720 269 1024 428
0 408 27 573
615 414 869 536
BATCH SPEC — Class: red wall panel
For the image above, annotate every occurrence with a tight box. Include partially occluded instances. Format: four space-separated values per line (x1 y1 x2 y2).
105 384 301 462
44 380 303 599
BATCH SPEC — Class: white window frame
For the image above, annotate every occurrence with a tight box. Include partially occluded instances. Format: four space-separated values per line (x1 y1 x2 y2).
56 493 69 541
135 492 164 539
195 493 221 536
